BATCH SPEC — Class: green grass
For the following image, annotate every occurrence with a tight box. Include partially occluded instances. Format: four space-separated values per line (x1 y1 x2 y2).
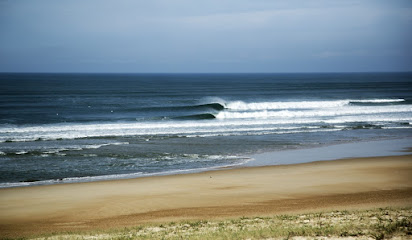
21 207 412 240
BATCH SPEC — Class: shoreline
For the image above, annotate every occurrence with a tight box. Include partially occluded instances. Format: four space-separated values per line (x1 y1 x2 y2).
1 154 411 238
247 137 412 167
2 137 411 189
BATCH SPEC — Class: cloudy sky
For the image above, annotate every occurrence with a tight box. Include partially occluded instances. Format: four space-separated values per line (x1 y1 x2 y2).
0 0 411 73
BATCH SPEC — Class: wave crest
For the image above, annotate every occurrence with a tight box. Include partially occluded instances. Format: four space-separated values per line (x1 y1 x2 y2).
225 99 405 111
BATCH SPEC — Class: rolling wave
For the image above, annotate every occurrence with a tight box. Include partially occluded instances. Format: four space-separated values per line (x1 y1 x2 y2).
139 103 225 112
0 117 411 142
349 99 405 103
225 99 405 110
0 98 410 142
216 105 412 119
173 113 216 120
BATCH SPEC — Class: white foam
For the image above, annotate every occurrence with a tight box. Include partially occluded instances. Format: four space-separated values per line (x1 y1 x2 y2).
350 99 405 103
226 100 349 110
1 115 411 142
216 105 412 119
15 151 28 155
82 142 129 149
44 150 61 154
188 128 343 138
225 98 405 110
322 116 412 124
0 98 410 142
38 142 129 154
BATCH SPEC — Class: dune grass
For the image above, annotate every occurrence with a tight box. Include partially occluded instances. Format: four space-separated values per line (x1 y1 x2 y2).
19 207 412 240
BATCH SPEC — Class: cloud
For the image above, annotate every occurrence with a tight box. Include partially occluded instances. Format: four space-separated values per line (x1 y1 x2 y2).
0 0 411 72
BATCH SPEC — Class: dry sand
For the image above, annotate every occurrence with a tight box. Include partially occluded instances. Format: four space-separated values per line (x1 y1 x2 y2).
0 155 411 238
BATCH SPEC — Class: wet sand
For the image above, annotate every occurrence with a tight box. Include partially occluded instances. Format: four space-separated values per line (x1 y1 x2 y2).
0 155 411 238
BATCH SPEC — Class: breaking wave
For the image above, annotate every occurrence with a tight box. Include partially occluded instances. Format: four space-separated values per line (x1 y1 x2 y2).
0 98 410 142
216 105 412 119
225 99 405 111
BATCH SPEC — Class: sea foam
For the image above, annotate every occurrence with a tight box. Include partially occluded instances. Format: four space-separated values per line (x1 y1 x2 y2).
225 99 405 110
0 99 410 142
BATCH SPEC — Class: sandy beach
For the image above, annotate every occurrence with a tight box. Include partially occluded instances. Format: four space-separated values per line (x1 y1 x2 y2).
0 154 411 238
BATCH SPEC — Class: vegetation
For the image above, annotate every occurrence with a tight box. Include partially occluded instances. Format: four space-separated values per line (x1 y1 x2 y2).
30 207 411 240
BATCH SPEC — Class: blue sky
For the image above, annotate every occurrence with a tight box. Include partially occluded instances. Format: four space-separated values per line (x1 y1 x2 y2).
0 0 411 73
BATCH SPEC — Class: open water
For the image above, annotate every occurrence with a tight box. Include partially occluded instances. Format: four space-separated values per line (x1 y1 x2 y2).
0 73 411 187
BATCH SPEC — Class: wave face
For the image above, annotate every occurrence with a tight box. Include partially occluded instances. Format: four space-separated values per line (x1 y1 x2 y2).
1 100 411 142
0 72 411 187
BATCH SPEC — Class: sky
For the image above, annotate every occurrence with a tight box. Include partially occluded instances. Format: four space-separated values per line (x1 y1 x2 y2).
0 0 411 73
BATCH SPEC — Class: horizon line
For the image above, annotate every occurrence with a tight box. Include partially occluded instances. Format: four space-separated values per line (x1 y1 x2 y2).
0 71 411 75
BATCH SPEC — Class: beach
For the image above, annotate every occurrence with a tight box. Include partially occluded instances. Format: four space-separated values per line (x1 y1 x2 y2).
1 154 411 238
2 1 412 238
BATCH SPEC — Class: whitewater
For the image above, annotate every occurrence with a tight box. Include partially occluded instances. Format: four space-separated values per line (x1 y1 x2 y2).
1 99 411 142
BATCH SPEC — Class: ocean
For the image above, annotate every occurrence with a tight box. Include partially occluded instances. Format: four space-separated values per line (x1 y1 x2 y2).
0 72 411 187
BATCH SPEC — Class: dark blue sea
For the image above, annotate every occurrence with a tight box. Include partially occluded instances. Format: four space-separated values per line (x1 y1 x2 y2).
1 73 411 187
